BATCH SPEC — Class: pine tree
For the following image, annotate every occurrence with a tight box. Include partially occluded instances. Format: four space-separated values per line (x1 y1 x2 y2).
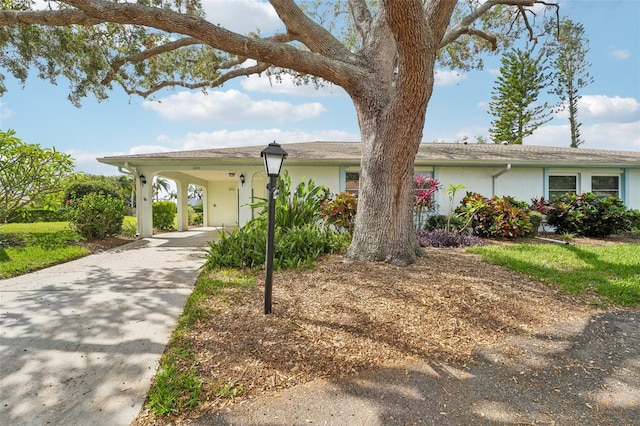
488 45 552 145
548 19 594 148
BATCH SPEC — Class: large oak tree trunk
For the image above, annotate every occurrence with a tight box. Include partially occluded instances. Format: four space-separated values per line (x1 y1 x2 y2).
346 70 435 266
345 0 449 266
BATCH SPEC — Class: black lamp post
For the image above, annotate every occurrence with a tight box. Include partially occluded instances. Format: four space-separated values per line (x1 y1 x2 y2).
260 141 288 314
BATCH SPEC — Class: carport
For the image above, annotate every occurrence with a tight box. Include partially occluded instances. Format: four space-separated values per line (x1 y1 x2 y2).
98 148 269 238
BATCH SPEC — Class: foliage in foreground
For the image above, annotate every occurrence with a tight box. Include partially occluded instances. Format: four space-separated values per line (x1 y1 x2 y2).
146 269 255 416
467 243 640 306
206 220 349 270
207 174 348 270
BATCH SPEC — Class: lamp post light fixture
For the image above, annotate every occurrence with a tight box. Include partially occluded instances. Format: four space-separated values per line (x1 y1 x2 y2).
260 141 288 314
239 173 246 186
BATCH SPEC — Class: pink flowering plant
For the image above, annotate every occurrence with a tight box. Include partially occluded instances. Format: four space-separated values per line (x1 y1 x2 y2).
414 175 441 229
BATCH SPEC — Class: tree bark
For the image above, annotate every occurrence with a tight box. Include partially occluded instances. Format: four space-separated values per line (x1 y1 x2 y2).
345 0 451 266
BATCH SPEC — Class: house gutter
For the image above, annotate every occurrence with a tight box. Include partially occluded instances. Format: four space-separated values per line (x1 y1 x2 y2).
492 164 512 196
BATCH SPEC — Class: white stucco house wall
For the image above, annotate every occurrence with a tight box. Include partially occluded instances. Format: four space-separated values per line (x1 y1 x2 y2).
98 141 640 238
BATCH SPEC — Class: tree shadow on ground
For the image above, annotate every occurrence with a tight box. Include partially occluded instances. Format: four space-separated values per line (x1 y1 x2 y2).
197 310 640 425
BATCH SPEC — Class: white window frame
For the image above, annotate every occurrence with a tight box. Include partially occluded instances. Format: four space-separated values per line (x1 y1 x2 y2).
591 175 620 198
548 174 579 200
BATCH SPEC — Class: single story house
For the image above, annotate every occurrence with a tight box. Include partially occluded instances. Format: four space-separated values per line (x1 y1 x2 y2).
98 141 640 238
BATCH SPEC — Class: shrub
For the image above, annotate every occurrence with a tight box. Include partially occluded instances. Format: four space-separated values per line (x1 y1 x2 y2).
67 193 125 240
545 192 631 237
6 208 65 223
250 172 329 229
628 209 640 231
206 220 349 270
320 192 358 234
153 201 177 230
456 192 532 238
64 182 120 203
423 214 467 232
416 229 484 248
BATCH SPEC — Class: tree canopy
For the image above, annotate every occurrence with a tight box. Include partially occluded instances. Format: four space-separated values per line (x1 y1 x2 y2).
0 129 75 223
0 0 559 265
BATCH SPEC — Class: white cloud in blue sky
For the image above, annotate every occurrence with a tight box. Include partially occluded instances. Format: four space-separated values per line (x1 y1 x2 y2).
142 89 327 123
610 49 630 60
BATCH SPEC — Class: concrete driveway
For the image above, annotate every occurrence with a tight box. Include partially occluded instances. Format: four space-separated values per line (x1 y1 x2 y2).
0 228 217 426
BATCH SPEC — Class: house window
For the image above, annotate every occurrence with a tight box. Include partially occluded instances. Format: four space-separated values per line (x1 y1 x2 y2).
592 176 619 198
549 175 577 199
345 172 359 196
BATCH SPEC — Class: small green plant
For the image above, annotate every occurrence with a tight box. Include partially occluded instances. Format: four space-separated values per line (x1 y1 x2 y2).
560 232 575 242
67 193 125 240
120 219 138 238
445 184 466 232
147 365 202 415
153 201 177 230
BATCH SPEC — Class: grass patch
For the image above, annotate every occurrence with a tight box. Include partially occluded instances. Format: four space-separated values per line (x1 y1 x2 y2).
467 243 640 306
0 245 90 278
0 222 89 279
146 268 256 417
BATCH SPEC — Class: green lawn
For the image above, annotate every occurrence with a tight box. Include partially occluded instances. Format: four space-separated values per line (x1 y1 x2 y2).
0 222 88 279
467 243 640 306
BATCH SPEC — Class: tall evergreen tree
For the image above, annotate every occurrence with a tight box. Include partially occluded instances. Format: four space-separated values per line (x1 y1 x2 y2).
548 19 593 148
488 45 551 144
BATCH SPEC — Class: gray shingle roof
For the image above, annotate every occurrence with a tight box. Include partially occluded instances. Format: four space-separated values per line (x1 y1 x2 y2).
98 141 640 167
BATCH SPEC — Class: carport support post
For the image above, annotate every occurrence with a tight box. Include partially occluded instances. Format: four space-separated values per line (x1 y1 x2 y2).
264 175 277 314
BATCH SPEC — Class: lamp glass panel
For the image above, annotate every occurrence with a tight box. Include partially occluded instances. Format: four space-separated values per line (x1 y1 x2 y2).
264 154 284 176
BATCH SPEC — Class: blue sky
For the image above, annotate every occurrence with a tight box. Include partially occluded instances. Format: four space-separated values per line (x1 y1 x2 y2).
0 0 638 176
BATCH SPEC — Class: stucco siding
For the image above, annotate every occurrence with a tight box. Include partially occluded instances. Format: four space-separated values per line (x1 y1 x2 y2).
282 166 341 194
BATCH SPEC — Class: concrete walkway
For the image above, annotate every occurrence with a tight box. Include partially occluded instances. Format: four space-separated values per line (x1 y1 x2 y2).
0 228 217 426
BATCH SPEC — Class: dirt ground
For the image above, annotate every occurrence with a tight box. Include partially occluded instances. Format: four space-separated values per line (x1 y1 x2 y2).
127 233 639 425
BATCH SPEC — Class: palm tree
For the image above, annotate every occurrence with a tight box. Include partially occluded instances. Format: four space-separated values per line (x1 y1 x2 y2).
152 177 171 202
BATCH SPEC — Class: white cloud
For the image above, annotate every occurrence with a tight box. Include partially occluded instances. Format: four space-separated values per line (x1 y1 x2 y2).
0 102 13 125
611 49 630 60
201 0 282 34
434 70 466 86
555 95 640 122
240 74 346 97
143 89 327 123
526 121 640 152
